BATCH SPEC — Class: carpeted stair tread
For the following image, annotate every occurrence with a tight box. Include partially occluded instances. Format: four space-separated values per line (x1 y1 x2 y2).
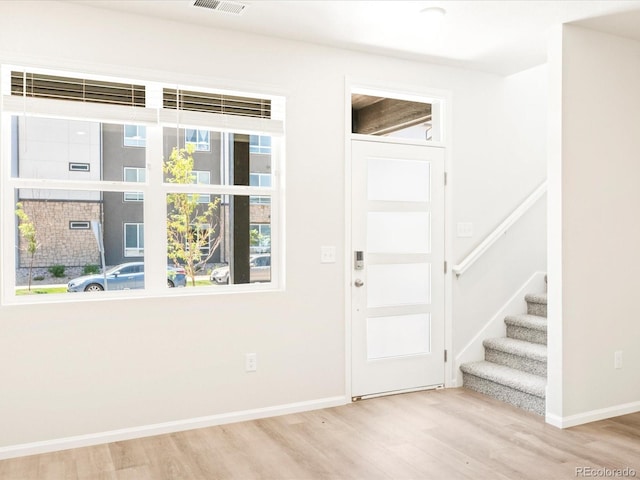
504 313 547 331
460 361 546 398
483 337 547 363
524 292 547 317
524 292 547 305
460 282 549 414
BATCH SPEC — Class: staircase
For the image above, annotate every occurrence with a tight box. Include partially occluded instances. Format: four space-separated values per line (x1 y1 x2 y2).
460 290 547 415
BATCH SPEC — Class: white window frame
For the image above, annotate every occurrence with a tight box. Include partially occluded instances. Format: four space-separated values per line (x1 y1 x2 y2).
123 124 147 147
250 223 271 254
185 128 210 151
69 221 91 230
1 64 284 304
190 170 211 204
250 173 271 204
124 223 144 257
69 162 90 172
250 135 271 154
123 166 146 201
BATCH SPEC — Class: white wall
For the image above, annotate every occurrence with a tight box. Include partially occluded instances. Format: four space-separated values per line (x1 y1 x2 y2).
548 24 640 425
0 1 546 449
452 64 548 374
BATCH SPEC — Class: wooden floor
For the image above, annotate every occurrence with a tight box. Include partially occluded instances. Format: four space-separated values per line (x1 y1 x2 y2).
1 388 639 479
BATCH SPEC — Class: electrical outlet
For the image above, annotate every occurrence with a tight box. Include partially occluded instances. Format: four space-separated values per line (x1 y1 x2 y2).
245 353 257 372
614 351 623 369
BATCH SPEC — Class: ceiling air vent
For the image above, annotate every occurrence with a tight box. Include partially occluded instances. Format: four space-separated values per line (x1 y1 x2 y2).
193 0 248 15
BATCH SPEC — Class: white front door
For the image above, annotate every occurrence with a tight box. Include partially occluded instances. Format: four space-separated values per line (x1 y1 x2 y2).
351 139 445 398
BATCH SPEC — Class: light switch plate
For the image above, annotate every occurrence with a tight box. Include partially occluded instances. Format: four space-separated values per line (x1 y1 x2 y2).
457 222 474 238
321 246 336 263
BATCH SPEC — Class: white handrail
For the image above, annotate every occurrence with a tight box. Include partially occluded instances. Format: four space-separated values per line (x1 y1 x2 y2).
452 181 547 277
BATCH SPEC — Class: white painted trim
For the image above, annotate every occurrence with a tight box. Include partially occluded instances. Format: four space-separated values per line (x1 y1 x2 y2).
545 412 564 428
344 76 353 401
342 75 356 402
452 271 547 387
157 109 284 135
546 400 640 429
2 95 158 125
3 97 284 135
442 90 454 388
350 132 446 149
452 182 547 276
545 24 564 434
0 396 347 461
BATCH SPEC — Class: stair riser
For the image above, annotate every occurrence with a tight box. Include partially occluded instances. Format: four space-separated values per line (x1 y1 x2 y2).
526 302 547 318
462 373 545 415
506 325 547 345
484 349 547 376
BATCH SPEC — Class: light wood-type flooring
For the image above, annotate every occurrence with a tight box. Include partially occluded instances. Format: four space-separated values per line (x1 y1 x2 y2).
1 388 639 479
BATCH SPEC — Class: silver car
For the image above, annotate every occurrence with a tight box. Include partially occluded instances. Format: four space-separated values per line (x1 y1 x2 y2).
68 262 187 292
210 254 271 284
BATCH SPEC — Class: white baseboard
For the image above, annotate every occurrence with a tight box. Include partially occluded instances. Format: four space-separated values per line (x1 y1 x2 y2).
0 395 348 460
545 412 564 428
546 400 640 429
452 271 546 387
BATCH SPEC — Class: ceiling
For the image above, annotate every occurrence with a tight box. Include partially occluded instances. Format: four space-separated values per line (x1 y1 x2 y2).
69 0 640 74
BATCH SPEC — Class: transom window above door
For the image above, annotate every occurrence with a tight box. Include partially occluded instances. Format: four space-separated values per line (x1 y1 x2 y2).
351 89 442 142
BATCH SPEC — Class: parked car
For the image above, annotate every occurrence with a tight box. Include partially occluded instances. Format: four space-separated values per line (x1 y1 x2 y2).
67 262 187 292
210 254 271 284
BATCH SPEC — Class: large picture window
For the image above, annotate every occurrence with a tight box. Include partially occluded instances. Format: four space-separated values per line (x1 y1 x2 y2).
2 65 284 303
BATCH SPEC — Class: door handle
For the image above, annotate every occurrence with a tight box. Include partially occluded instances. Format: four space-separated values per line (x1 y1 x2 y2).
354 279 364 288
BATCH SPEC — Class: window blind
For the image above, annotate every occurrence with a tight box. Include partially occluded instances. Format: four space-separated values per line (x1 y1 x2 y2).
11 71 145 107
164 88 271 119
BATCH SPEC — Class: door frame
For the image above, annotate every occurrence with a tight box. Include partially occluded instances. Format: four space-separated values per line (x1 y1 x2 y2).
344 78 454 400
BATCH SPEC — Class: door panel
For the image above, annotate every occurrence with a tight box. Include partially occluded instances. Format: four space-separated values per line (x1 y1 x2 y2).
367 263 431 307
367 211 431 253
366 313 431 359
351 140 445 398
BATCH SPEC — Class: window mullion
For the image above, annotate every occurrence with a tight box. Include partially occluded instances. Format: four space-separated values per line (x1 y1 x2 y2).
7 177 150 192
163 183 272 197
144 124 166 292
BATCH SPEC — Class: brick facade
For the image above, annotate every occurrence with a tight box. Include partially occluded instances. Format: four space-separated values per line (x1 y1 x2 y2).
250 204 271 224
17 200 101 268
